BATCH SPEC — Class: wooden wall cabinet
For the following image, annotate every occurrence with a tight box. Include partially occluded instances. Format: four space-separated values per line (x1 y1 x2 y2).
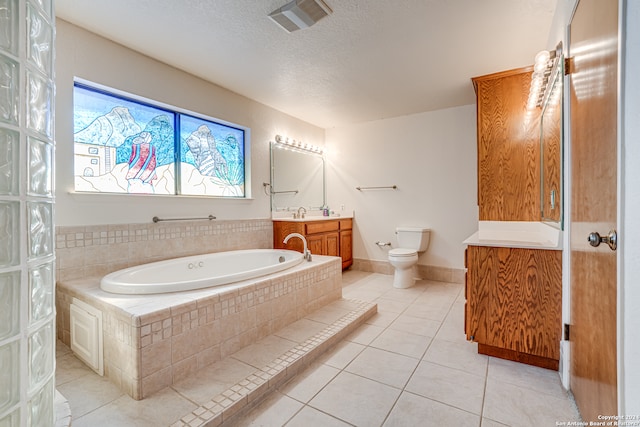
465 245 562 370
273 218 353 269
472 68 541 221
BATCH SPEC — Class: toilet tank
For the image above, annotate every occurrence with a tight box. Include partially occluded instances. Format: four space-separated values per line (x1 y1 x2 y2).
396 227 431 251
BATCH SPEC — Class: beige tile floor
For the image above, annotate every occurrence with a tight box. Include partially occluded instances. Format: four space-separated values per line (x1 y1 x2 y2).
56 270 581 426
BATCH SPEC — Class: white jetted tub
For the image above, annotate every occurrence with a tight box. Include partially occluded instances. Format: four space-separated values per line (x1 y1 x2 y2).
100 249 304 294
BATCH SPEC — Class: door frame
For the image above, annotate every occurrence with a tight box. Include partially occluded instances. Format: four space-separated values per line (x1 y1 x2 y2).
618 0 640 416
616 0 624 417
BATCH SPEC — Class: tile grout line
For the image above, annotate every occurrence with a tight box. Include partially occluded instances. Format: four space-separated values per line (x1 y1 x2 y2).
376 282 433 426
478 346 491 426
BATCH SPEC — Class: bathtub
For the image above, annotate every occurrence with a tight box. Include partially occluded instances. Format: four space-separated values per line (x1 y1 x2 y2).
100 249 304 294
58 253 343 399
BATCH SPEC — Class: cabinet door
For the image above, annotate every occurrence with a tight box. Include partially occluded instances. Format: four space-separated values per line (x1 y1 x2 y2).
473 69 541 221
466 246 491 343
307 234 325 255
464 247 469 337
326 232 339 257
487 247 562 360
467 245 562 362
273 221 305 251
340 230 352 265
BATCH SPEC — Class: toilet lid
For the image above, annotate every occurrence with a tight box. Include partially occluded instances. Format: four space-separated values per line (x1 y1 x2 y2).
389 248 417 257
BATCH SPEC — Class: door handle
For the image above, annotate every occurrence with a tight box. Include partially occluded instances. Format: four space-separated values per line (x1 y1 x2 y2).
587 230 617 251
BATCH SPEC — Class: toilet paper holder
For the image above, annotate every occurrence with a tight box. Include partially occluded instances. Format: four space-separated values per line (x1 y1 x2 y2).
375 241 391 247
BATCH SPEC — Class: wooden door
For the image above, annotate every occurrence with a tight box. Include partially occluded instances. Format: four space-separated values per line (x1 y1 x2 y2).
569 0 618 420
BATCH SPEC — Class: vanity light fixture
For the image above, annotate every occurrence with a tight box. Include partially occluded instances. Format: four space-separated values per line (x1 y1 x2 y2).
274 134 324 155
527 43 563 110
527 49 556 110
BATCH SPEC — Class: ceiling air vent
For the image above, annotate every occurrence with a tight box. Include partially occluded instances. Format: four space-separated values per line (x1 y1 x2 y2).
269 0 333 32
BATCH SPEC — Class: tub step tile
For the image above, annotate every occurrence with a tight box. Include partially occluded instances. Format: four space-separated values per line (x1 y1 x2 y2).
172 298 377 427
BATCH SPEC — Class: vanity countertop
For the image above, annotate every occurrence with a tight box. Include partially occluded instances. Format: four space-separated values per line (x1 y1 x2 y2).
272 211 354 222
463 221 562 250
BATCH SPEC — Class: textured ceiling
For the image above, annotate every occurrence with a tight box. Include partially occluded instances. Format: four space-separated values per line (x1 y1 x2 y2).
55 0 557 129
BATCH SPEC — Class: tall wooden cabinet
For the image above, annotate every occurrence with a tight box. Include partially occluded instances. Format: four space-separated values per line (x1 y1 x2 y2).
466 67 562 370
465 245 562 370
472 67 541 221
273 218 353 269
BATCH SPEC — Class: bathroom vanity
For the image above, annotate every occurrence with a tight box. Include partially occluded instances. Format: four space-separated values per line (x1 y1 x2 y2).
269 137 356 267
464 222 563 370
273 217 353 269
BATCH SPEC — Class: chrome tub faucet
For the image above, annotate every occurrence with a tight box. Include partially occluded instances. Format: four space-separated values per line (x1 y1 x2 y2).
283 232 312 261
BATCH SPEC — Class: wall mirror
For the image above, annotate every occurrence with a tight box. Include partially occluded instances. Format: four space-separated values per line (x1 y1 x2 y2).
270 141 325 211
540 51 564 228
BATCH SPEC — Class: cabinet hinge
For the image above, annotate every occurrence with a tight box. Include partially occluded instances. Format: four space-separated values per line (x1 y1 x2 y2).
563 323 571 341
564 57 573 75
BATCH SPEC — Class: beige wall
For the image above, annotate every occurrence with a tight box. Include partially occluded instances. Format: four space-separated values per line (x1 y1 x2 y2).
55 19 325 227
325 105 479 270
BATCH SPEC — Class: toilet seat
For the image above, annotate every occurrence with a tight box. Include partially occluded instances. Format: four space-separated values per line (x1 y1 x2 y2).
389 248 417 257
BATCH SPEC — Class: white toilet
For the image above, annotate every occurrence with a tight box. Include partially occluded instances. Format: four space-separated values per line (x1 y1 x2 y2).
388 227 431 289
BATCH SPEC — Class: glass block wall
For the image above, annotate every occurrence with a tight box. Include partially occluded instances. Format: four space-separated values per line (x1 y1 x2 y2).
0 0 56 426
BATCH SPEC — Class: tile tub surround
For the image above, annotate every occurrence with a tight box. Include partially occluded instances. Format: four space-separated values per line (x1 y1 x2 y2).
55 218 274 282
56 255 342 400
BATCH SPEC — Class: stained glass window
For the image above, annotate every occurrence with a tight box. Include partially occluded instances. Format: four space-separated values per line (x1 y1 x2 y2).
73 82 247 197
179 115 245 197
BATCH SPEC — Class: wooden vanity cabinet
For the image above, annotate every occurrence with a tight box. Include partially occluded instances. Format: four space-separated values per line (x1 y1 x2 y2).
273 218 353 269
305 221 339 257
465 245 562 370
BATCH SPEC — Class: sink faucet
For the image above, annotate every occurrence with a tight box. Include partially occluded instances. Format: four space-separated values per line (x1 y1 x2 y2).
283 232 312 261
293 206 306 219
